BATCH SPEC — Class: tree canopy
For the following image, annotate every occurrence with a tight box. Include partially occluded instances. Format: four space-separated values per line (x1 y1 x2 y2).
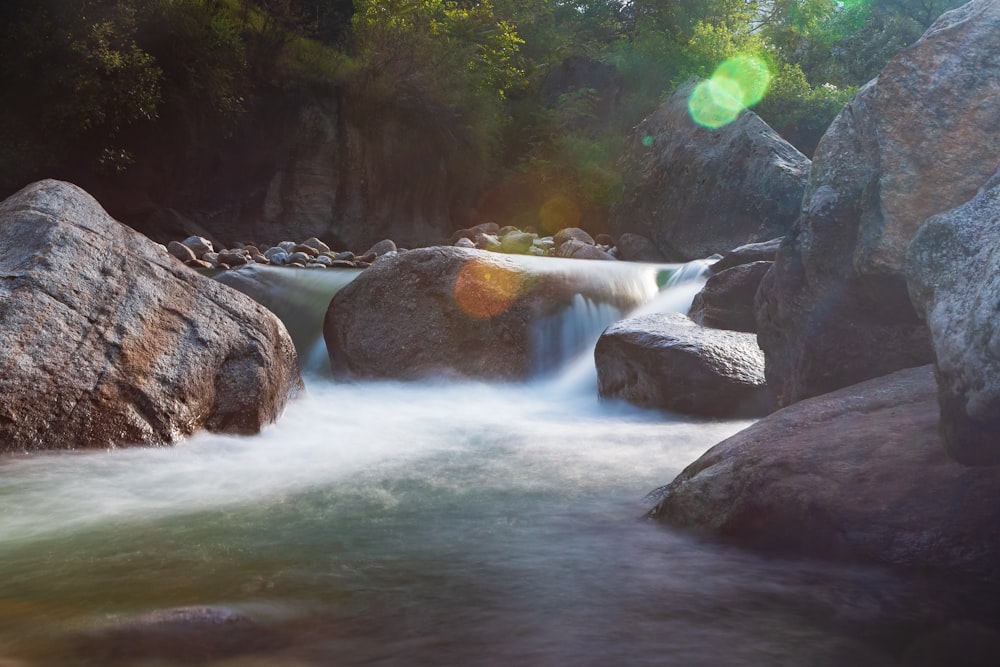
0 0 968 229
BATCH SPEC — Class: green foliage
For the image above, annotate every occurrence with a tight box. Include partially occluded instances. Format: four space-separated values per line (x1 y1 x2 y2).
0 1 162 178
0 0 971 227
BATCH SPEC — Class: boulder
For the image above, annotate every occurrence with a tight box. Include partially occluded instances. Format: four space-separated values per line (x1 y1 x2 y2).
689 261 771 333
609 78 810 261
710 237 782 273
756 1 1000 407
907 169 1000 465
595 313 774 418
614 232 666 263
555 239 616 261
649 365 1000 581
553 227 595 248
0 180 301 453
324 246 649 380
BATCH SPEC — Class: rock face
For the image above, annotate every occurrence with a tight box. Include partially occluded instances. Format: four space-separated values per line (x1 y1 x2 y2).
324 246 649 380
609 79 810 261
73 89 485 255
649 366 1000 581
0 180 301 453
907 170 1000 465
689 261 771 333
595 313 774 418
756 1 1000 406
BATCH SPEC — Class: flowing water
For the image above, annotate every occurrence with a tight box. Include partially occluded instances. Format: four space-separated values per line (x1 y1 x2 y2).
0 259 992 666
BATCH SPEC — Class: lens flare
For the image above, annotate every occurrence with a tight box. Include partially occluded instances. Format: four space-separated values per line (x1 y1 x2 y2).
689 55 771 129
453 260 525 319
539 194 582 235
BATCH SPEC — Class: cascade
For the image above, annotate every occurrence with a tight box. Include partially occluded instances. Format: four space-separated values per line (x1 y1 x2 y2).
217 255 708 378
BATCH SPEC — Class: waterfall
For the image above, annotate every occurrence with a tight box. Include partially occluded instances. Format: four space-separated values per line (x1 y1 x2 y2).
215 256 710 379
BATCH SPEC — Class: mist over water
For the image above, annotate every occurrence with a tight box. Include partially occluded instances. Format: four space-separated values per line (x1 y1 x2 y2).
0 259 989 666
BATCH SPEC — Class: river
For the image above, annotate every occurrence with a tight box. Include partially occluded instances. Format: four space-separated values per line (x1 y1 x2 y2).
0 260 989 666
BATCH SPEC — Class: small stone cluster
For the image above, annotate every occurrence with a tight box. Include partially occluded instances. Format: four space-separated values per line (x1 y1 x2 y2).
168 225 667 272
167 236 399 270
449 222 621 260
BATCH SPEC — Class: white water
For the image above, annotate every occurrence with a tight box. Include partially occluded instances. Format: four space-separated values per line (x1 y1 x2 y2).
0 258 985 666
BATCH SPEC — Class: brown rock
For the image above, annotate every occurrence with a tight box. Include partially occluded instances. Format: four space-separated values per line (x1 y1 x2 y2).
595 312 774 417
167 241 196 263
324 246 649 380
553 227 595 247
650 365 1000 580
757 3 1000 407
0 180 301 453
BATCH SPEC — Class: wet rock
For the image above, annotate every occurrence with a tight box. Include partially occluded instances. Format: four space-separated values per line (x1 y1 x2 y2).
278 240 297 252
312 255 334 267
289 251 311 266
324 246 648 380
710 238 782 273
301 236 331 254
167 241 196 263
181 235 214 259
907 169 1000 465
556 239 616 261
473 232 502 252
334 251 355 261
610 78 809 261
76 606 287 665
218 249 248 267
689 261 772 333
449 221 500 243
757 3 1000 407
364 239 397 257
0 180 301 452
499 231 537 254
595 312 774 417
553 227 594 248
292 243 319 257
649 365 1000 580
614 232 666 263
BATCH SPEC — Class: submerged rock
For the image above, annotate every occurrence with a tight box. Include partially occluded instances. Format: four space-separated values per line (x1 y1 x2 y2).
649 365 1000 581
76 606 287 665
595 312 774 418
907 170 1000 465
0 180 301 452
756 0 1000 407
610 78 809 261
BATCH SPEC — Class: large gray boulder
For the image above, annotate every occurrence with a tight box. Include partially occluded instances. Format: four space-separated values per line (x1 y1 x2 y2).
756 0 1000 407
324 247 651 380
595 313 774 417
650 366 1000 580
907 170 1000 465
609 79 810 261
0 180 301 453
